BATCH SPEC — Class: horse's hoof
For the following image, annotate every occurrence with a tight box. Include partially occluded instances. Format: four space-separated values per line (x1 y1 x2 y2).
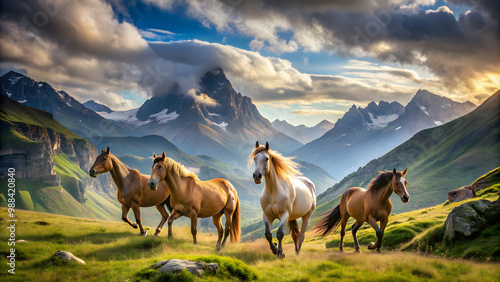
277 251 285 259
141 230 147 236
355 248 361 253
377 249 381 253
367 242 377 250
215 245 221 251
132 224 138 229
154 232 159 236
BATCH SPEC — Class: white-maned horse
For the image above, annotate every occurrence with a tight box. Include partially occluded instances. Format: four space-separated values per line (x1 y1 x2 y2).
250 141 316 258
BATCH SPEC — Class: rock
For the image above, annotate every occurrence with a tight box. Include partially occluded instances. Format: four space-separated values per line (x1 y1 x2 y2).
153 259 219 276
51 251 85 265
448 186 476 202
444 199 492 239
16 240 28 243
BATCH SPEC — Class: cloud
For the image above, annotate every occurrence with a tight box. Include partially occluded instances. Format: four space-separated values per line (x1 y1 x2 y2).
141 0 499 101
188 89 218 106
293 109 345 116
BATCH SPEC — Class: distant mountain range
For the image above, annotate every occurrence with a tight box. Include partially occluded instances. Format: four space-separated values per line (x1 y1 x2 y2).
294 90 476 179
316 90 500 214
271 119 334 144
0 71 133 141
83 100 113 114
93 68 302 166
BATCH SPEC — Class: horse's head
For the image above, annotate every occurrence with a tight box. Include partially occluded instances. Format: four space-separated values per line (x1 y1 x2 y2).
148 152 167 191
89 147 112 178
392 168 410 203
252 141 271 184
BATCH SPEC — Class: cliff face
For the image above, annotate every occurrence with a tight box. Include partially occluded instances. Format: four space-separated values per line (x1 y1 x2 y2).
0 121 113 203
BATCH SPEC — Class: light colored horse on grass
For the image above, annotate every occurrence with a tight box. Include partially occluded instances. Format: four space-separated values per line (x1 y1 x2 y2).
250 141 316 258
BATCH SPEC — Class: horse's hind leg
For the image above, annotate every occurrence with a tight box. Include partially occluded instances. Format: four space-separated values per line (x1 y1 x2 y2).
221 210 233 247
297 213 312 255
212 213 224 251
167 209 182 238
154 204 169 236
122 204 137 229
367 214 383 253
131 203 146 236
351 221 363 253
263 213 277 255
339 215 349 252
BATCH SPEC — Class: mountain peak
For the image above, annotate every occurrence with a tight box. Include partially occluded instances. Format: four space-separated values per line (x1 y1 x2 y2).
83 100 113 113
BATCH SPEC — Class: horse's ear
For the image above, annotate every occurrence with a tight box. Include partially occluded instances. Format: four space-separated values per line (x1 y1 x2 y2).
102 148 105 153
106 147 110 154
153 153 157 159
393 168 397 175
255 141 259 148
402 168 407 176
162 152 166 161
265 142 269 151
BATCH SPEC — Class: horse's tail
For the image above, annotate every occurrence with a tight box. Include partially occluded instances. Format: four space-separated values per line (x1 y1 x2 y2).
163 195 172 213
313 204 341 237
230 196 241 243
289 219 300 240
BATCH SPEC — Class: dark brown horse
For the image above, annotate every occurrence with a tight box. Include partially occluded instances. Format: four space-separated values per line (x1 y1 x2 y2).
148 152 240 250
313 168 410 253
89 147 171 236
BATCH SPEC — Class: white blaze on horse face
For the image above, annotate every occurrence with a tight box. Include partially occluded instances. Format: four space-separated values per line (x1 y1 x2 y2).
253 151 269 184
399 176 409 200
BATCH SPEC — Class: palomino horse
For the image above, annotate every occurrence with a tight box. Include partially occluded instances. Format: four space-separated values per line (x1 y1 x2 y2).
314 168 410 253
147 152 241 250
89 147 171 236
250 142 316 258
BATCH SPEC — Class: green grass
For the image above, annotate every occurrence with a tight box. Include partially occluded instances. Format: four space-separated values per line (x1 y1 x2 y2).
1 208 499 281
0 95 81 139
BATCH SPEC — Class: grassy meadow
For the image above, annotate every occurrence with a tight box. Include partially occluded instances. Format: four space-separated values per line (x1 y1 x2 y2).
1 191 499 281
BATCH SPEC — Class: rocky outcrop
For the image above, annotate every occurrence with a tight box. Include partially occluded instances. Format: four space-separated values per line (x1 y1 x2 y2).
152 259 219 276
448 186 476 203
444 199 499 240
0 121 113 202
51 251 85 265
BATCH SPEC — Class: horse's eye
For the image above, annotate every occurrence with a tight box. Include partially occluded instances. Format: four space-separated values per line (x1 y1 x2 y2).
158 165 162 169
265 158 269 161
103 157 107 160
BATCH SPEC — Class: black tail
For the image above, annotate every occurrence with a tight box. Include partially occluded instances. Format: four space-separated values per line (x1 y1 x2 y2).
163 195 173 213
313 204 341 237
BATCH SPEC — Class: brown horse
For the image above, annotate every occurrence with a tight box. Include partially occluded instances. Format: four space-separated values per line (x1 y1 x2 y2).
89 147 171 236
313 168 410 253
147 152 240 250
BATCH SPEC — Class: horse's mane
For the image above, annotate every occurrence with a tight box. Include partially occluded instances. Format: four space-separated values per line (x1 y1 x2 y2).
249 145 302 180
154 157 199 180
110 154 136 176
367 171 394 192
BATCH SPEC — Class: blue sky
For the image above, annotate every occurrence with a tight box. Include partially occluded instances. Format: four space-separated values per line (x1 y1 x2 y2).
1 0 498 126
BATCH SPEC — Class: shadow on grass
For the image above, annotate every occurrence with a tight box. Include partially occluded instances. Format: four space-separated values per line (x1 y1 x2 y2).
21 231 139 245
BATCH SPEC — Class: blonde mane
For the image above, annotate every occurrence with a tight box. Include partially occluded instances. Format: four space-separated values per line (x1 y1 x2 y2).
163 157 199 180
249 145 302 180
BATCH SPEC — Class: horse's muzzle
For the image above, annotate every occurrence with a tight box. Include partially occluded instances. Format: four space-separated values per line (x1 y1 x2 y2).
148 181 157 191
89 169 98 178
253 172 262 184
402 195 409 203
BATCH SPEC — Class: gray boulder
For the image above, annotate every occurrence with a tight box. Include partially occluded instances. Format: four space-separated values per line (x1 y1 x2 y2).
153 259 219 276
51 251 85 265
444 199 493 239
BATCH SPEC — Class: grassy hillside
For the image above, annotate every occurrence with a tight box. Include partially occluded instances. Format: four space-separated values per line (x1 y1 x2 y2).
1 202 499 281
317 91 500 213
0 95 81 139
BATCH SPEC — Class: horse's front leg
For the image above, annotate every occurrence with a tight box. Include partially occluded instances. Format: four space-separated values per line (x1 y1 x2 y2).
167 209 182 238
189 210 198 244
121 204 137 229
131 202 146 235
367 214 383 252
276 211 290 259
297 213 312 255
263 213 277 255
351 221 363 253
